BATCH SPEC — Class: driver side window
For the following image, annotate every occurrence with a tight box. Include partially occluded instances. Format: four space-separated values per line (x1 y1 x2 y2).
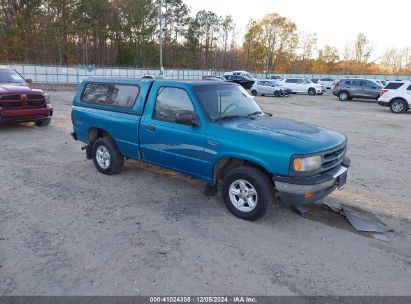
153 87 195 124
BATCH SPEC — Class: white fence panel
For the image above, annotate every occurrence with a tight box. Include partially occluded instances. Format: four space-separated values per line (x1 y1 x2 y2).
7 64 411 84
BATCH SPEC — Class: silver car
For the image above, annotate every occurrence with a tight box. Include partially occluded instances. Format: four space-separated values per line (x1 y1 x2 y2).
250 80 291 97
332 78 383 101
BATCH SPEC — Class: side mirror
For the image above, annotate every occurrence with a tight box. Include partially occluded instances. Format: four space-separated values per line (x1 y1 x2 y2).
26 79 33 84
176 112 200 127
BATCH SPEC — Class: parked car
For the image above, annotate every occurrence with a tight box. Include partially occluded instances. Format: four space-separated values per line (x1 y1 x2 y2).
373 79 388 87
332 78 383 101
269 75 283 81
202 76 225 81
250 80 291 97
224 71 252 78
71 78 350 221
378 81 411 113
272 81 293 95
282 78 325 95
141 75 167 80
224 74 255 90
317 77 336 90
0 67 53 126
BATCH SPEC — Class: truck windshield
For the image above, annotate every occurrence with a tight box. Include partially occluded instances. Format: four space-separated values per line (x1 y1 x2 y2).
194 84 263 121
0 68 26 84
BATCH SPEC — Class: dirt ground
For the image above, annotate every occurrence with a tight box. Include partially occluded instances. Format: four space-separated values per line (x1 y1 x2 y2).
0 90 410 296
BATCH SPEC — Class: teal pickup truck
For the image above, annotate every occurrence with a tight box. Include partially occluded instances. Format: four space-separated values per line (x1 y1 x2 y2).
71 78 350 220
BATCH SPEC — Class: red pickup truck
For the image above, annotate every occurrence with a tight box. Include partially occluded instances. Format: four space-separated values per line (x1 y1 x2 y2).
0 66 53 126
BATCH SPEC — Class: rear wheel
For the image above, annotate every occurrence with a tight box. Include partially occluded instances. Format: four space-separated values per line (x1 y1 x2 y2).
390 99 407 114
92 137 124 175
222 166 273 221
35 119 51 126
339 91 350 101
274 91 280 97
251 90 257 96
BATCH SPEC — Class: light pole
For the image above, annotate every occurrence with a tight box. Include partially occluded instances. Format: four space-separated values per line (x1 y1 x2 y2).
159 0 164 75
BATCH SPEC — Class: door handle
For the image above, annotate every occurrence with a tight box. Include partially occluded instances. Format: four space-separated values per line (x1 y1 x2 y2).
147 125 156 131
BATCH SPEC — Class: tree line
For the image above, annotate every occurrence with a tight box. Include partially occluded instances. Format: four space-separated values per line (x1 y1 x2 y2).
1 0 410 75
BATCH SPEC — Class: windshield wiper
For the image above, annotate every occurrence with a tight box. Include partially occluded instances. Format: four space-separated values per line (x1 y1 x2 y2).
245 111 263 117
213 111 263 122
213 115 246 121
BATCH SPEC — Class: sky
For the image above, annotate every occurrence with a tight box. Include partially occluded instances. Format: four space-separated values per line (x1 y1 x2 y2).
185 0 410 58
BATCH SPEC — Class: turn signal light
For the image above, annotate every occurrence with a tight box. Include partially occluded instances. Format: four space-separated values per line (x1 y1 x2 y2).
294 159 302 171
304 193 315 199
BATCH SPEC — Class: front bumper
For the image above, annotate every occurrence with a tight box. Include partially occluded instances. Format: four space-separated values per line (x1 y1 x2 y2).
0 105 53 124
273 157 350 206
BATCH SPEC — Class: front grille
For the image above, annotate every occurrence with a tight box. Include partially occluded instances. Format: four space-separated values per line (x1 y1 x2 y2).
0 95 21 101
27 94 45 107
321 144 346 172
27 100 45 107
27 94 44 100
0 101 22 108
0 94 45 108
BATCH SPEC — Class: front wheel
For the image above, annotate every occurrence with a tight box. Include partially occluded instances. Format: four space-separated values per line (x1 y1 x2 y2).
251 90 257 96
222 166 273 221
339 91 350 101
92 137 124 175
308 88 316 96
390 99 407 114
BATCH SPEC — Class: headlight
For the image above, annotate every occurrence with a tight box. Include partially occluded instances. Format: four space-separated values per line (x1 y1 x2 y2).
293 155 322 172
44 92 51 104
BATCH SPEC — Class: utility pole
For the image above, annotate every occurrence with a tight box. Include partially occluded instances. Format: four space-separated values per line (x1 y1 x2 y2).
159 0 164 75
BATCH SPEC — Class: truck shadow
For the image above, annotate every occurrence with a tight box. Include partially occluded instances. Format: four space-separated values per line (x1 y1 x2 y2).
126 159 399 241
0 122 37 131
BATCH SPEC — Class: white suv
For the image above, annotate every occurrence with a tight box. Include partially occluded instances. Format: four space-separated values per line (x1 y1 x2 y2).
378 81 411 113
282 78 325 95
317 77 336 89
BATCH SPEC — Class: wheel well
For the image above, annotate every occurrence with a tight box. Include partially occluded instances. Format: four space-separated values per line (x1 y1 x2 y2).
212 157 271 184
88 128 111 144
390 97 407 104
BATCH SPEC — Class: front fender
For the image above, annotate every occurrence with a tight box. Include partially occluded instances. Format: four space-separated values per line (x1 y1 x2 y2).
210 152 278 184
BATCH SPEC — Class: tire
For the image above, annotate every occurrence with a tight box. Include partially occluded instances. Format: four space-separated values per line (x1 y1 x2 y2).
251 90 257 96
35 119 51 126
222 166 273 221
390 99 407 114
308 88 316 96
92 137 124 175
274 91 280 97
339 91 350 101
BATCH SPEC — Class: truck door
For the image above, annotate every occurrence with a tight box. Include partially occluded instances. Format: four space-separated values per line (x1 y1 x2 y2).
139 85 210 181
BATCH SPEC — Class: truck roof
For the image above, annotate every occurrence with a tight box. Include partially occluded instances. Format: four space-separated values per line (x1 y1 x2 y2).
83 77 238 87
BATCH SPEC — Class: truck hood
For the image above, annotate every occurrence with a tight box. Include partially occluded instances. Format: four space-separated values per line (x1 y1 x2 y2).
210 115 346 154
0 85 42 95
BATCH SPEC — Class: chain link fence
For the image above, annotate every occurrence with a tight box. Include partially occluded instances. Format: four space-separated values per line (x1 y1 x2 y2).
8 64 411 84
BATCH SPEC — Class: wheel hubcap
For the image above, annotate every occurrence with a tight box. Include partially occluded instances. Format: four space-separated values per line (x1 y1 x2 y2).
392 101 404 112
340 93 347 100
229 179 258 213
96 146 111 169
